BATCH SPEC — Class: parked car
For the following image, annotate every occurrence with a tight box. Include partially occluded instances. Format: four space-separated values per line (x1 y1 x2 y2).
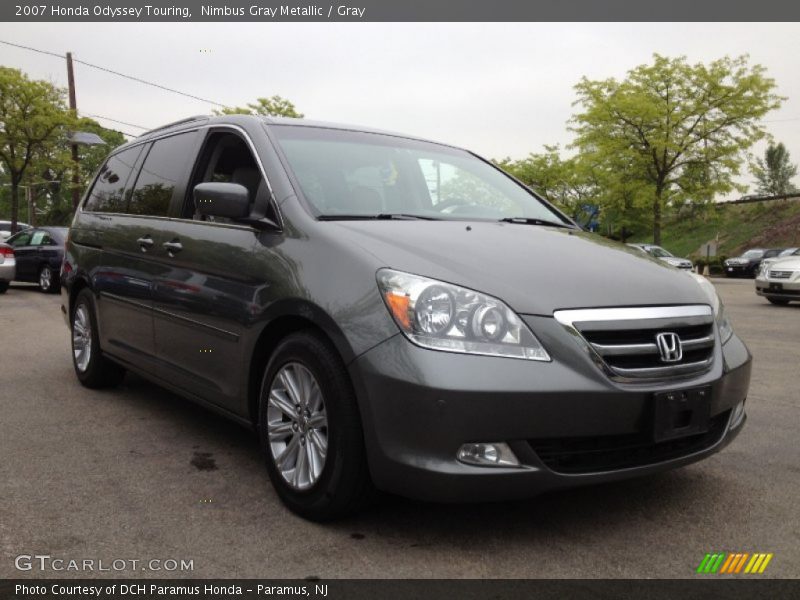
61 115 752 520
723 248 782 278
0 220 31 241
0 242 15 293
627 243 693 270
5 227 67 293
758 247 800 276
755 250 800 304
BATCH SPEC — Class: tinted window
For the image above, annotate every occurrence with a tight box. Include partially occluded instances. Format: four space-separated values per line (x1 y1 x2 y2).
84 146 143 213
129 132 197 217
7 231 32 247
29 230 51 246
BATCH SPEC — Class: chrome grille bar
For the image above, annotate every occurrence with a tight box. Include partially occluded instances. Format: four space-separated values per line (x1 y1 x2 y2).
554 306 716 382
769 270 793 279
591 334 715 357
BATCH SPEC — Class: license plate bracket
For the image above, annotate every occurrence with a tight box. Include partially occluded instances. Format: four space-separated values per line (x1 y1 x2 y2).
653 387 711 442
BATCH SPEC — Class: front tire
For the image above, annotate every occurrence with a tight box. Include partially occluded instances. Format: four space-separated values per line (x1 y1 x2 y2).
71 288 126 388
0 281 8 294
258 331 374 521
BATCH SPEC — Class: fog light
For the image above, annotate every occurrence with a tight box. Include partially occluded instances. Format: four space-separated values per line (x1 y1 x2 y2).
730 400 746 429
457 442 520 467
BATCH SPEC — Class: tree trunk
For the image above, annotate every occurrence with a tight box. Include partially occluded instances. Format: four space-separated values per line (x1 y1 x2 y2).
653 185 663 245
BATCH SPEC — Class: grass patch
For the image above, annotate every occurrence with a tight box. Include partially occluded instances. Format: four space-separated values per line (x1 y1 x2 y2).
630 199 800 258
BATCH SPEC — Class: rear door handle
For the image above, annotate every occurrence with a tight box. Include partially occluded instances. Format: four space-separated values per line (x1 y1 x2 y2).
136 236 154 252
163 240 183 256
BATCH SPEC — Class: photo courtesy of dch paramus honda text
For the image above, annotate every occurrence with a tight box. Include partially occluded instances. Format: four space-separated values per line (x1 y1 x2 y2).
60 115 752 520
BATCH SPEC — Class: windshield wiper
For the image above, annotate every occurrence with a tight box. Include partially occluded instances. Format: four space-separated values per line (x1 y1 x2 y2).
498 217 576 229
318 213 440 221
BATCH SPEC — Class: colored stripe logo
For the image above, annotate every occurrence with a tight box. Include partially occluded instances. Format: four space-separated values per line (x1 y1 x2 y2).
696 552 773 574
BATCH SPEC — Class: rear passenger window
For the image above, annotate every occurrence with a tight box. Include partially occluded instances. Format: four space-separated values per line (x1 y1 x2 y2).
84 146 142 213
129 132 197 217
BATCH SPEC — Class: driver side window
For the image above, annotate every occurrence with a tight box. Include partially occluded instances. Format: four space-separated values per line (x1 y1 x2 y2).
184 131 276 224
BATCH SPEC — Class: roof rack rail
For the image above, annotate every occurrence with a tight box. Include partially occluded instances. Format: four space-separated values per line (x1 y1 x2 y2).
139 115 209 137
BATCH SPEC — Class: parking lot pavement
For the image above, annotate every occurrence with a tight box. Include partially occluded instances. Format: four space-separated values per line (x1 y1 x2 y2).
1 278 798 579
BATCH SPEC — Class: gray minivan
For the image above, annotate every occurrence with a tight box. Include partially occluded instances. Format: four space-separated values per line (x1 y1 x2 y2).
62 115 752 520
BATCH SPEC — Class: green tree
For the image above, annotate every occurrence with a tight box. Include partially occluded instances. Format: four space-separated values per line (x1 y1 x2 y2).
752 142 798 196
497 146 600 219
32 117 126 225
0 66 75 232
214 95 304 118
571 54 782 244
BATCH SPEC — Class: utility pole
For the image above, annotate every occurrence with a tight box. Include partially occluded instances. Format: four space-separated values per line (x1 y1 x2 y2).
66 52 80 210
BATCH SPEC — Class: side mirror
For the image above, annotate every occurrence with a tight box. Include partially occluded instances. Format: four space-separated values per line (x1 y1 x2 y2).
194 182 251 219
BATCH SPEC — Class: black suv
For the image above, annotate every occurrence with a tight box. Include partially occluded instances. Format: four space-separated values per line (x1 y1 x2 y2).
724 248 782 278
62 115 752 520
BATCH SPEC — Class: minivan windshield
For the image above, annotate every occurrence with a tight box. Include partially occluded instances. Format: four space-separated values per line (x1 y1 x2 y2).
271 125 573 226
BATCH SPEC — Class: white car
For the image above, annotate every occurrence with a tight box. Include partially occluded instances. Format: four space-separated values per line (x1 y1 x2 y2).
0 241 15 293
627 243 693 270
755 250 800 305
0 220 31 241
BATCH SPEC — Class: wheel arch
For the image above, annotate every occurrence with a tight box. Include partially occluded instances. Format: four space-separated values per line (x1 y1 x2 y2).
246 299 358 427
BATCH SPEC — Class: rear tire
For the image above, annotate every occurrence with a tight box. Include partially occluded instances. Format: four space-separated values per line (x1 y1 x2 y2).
258 330 374 521
0 281 8 294
71 288 126 388
767 297 790 305
38 264 59 293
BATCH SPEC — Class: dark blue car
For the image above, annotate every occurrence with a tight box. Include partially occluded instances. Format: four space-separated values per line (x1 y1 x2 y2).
5 226 67 293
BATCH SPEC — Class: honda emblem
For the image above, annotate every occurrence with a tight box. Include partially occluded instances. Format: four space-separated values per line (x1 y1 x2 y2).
656 332 683 363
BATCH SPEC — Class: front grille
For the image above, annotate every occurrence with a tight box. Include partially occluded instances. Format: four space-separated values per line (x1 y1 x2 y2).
769 270 793 279
553 306 716 381
528 410 730 474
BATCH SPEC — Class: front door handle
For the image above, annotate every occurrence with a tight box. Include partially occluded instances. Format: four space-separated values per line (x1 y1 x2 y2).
136 236 154 252
163 240 183 256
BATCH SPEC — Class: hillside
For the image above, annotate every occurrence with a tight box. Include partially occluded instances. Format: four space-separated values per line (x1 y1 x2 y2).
630 197 800 259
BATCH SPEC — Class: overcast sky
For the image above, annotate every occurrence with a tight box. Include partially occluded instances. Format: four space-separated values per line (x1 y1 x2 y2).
2 22 800 196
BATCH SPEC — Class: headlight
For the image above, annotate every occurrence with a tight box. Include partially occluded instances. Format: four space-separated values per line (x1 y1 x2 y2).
377 269 550 361
690 273 734 344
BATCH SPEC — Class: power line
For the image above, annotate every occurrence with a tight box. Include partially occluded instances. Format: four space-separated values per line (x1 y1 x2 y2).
0 39 229 108
79 112 151 130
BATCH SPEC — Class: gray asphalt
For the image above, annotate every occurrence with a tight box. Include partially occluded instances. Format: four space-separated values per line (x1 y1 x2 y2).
1 278 798 579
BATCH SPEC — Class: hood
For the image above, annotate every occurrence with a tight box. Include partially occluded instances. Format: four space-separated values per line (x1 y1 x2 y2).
330 221 709 315
766 256 800 270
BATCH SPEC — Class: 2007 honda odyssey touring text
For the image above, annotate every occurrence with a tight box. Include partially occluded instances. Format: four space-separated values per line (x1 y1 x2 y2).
62 115 752 520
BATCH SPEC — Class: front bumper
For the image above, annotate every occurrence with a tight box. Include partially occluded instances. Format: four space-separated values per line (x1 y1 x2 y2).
724 263 754 276
755 274 800 300
349 316 751 502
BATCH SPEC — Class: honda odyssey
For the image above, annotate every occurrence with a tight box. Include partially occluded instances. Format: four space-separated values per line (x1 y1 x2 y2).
61 115 752 520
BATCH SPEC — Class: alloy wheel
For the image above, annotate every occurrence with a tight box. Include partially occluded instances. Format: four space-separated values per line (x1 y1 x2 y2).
39 266 52 291
72 304 92 372
266 362 328 491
